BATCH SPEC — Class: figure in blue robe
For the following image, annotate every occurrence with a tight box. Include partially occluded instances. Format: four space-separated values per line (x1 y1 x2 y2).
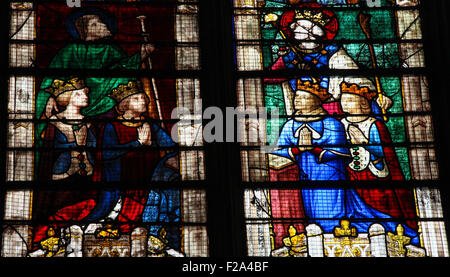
51 125 96 177
273 116 349 181
35 121 97 225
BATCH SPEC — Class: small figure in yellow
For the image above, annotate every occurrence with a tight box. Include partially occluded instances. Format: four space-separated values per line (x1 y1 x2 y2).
282 225 307 256
95 219 120 240
388 224 411 256
40 227 65 257
148 228 170 257
333 219 358 238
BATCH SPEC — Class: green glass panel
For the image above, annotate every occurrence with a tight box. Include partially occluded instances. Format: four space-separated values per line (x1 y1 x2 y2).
335 10 396 40
395 147 411 180
343 43 400 69
264 84 287 145
380 77 411 179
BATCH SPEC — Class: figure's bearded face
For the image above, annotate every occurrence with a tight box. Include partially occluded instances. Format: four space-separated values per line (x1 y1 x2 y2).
290 19 325 50
85 15 112 41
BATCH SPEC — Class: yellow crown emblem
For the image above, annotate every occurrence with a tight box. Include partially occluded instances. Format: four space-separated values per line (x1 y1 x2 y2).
109 81 144 103
44 78 86 98
295 9 330 26
297 80 332 102
341 82 377 101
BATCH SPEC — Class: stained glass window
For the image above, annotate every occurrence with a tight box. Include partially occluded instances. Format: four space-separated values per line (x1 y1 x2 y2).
3 0 207 257
234 0 449 257
3 0 450 261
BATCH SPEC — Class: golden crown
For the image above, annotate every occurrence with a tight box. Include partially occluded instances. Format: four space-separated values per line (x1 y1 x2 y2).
297 80 332 102
109 81 144 103
44 78 86 98
341 82 378 101
295 9 330 26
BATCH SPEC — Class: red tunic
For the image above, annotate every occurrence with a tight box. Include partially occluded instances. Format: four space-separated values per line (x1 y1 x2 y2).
348 120 418 230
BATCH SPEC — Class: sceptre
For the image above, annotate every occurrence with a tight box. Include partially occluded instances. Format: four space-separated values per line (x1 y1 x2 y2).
358 12 388 122
136 15 165 130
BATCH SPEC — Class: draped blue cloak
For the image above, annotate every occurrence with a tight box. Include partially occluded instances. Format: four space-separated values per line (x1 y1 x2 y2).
52 126 96 175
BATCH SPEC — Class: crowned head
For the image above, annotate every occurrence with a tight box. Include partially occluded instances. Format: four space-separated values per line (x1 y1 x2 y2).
279 2 338 51
45 77 89 108
110 81 149 116
293 80 332 117
340 81 377 116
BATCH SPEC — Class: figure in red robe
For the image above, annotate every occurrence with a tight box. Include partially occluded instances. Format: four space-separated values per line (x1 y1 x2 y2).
89 83 160 231
340 80 418 232
89 81 181 248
